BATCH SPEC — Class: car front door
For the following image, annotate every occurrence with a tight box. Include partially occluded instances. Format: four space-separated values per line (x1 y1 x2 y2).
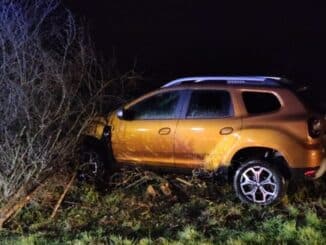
114 90 184 166
174 89 242 169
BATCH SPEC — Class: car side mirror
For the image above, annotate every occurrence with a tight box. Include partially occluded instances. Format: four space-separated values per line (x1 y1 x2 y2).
117 108 134 120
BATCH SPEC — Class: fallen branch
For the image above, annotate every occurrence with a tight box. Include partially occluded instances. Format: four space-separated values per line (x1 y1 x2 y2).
0 183 42 229
125 176 149 189
50 171 77 219
176 177 193 186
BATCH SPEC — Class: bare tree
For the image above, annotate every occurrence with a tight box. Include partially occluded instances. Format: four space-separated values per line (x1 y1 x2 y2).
0 0 111 203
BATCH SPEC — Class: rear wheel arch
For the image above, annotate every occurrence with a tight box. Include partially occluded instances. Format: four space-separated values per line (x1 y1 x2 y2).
229 147 291 180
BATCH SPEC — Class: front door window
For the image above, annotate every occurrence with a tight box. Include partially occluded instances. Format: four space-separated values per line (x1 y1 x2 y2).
130 91 181 120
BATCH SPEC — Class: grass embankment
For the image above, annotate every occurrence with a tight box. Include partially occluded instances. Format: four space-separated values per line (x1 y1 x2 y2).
0 167 325 244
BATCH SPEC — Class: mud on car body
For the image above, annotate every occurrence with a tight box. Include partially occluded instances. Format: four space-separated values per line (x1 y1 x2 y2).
82 76 326 205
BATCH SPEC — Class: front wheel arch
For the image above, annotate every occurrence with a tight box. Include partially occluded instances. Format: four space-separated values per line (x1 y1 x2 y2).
77 136 113 182
80 136 108 154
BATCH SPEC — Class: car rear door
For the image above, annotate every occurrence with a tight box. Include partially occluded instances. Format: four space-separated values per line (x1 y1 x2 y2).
174 89 242 169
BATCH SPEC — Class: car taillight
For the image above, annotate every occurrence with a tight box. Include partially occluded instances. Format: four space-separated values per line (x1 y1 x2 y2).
308 117 322 138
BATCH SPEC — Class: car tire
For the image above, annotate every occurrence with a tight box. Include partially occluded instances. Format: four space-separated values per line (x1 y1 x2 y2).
233 160 285 205
78 147 107 183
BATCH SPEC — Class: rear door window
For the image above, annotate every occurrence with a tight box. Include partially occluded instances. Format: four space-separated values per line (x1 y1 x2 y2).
186 90 233 118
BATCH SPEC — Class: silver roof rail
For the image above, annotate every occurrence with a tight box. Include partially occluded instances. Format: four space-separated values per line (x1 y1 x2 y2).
161 76 284 88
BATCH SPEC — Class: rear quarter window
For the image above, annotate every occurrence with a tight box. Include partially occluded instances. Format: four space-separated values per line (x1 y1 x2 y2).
242 92 281 114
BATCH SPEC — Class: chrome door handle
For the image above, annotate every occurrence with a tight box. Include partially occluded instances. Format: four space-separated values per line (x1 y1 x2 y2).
159 127 171 135
220 127 233 135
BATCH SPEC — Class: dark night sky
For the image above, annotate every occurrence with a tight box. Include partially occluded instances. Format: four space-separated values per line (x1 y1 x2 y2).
64 1 326 101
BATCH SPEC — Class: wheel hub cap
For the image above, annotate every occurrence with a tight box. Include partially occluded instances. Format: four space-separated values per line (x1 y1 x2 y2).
240 166 278 204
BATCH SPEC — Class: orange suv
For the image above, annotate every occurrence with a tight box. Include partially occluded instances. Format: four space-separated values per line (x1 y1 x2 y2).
83 76 326 205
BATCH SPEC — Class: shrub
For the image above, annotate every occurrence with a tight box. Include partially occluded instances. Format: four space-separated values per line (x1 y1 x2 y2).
0 0 111 203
